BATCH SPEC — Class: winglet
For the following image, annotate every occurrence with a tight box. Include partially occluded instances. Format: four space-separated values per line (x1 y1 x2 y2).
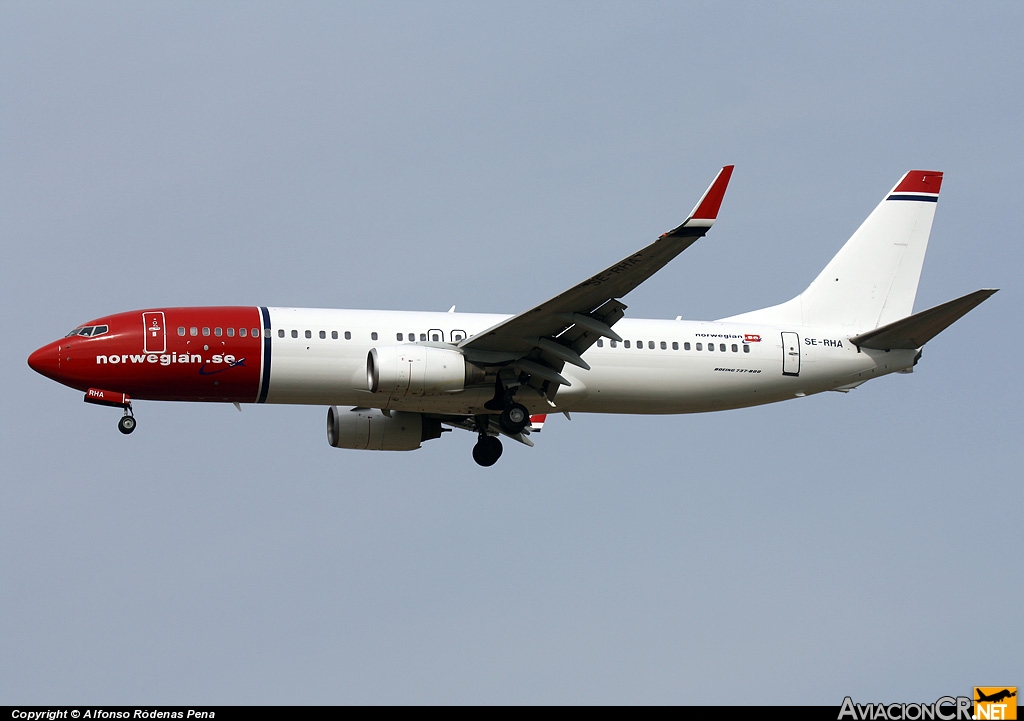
690 164 734 220
663 165 734 236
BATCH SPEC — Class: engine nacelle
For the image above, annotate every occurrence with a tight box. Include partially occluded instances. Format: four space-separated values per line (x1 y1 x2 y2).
367 345 482 397
327 406 443 451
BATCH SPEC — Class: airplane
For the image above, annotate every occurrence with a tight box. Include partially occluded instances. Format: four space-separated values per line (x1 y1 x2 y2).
976 689 1016 704
27 166 997 466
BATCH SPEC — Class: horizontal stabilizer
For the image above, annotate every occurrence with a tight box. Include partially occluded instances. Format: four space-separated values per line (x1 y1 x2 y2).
850 289 998 350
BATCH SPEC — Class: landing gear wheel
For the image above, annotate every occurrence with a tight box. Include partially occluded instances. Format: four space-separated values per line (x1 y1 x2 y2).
472 435 503 467
499 403 529 434
118 415 136 435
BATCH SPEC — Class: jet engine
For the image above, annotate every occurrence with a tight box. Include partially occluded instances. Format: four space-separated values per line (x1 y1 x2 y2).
327 406 444 451
366 345 484 397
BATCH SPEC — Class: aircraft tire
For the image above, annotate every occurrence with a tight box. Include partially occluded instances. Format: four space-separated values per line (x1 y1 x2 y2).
118 416 137 435
498 403 529 434
473 436 503 467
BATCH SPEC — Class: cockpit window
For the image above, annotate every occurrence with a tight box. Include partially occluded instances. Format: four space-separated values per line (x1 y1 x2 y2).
65 325 109 338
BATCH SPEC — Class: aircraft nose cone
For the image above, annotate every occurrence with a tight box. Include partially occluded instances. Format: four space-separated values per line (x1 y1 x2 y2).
28 342 60 380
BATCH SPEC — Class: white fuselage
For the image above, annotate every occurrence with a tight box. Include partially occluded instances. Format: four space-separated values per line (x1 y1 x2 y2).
262 307 916 415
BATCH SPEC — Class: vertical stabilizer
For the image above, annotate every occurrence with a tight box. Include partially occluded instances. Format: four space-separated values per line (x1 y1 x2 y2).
721 170 943 333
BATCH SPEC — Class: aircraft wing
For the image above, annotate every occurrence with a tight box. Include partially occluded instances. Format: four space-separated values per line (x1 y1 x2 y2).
458 166 734 392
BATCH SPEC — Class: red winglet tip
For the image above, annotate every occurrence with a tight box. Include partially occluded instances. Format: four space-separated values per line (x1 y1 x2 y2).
691 165 734 220
894 170 943 194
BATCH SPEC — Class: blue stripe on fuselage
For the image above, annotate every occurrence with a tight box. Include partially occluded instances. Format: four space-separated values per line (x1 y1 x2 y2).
258 306 272 403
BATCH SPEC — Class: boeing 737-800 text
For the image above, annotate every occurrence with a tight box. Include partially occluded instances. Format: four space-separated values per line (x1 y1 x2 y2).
28 167 996 466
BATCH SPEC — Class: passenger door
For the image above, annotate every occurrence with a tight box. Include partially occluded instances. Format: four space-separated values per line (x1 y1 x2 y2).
781 332 800 376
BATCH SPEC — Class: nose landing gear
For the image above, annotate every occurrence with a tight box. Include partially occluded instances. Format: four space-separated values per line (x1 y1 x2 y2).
117 405 136 435
84 389 136 435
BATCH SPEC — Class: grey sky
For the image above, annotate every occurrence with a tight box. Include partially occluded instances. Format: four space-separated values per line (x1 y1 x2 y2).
2 1 1020 704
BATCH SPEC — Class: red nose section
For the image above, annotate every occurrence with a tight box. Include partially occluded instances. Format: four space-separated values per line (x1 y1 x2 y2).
28 342 61 382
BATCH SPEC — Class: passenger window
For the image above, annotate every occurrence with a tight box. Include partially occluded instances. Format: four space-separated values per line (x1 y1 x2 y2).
660 341 667 350
419 333 426 341
278 329 285 338
672 342 678 350
624 340 631 348
684 342 691 350
254 329 261 338
332 331 338 340
610 340 617 348
212 328 221 337
305 330 312 339
453 331 465 341
708 344 714 352
190 327 198 337
596 338 604 347
396 333 403 341
696 343 702 351
431 333 439 341
743 345 750 353
202 327 210 336
291 330 298 338
720 344 726 352
178 327 186 336
636 340 642 349
239 328 246 337
319 331 326 339
649 341 655 349
344 331 351 340
227 328 235 337
371 332 378 341
731 344 738 352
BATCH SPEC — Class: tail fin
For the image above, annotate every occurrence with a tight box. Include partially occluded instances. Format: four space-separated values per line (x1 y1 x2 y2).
722 170 944 333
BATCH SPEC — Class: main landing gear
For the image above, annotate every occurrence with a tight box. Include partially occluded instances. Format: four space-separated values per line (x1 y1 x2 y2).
117 404 136 435
474 377 533 465
472 401 529 467
472 434 503 467
498 402 529 435
485 377 531 435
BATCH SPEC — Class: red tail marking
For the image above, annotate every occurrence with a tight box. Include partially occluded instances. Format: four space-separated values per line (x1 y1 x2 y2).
893 170 943 194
